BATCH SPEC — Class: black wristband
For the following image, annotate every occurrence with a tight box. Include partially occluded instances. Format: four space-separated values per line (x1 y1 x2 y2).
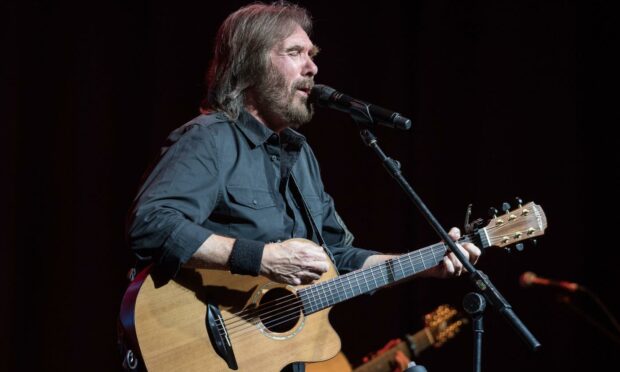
229 238 265 276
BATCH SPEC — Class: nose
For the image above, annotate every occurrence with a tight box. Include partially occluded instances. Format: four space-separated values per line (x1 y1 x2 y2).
303 55 318 77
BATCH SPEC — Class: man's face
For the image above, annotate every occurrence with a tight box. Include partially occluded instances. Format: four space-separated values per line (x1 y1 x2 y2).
255 24 319 129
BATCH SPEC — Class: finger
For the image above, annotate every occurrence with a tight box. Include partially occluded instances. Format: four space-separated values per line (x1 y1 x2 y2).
297 271 321 284
443 256 455 275
449 253 463 276
457 244 470 261
290 245 328 262
304 260 330 274
285 240 321 254
302 245 330 260
448 227 461 241
462 243 481 265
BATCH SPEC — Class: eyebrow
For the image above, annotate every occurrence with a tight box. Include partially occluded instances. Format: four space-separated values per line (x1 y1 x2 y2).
310 45 320 57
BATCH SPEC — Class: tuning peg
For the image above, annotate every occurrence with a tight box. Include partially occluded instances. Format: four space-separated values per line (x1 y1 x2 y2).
515 196 523 207
515 243 525 252
501 202 511 213
488 207 498 218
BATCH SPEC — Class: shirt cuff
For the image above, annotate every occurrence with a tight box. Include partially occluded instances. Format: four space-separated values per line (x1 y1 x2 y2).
154 221 212 286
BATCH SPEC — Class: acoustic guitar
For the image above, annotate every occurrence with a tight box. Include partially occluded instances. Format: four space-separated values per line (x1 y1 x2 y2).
119 202 546 371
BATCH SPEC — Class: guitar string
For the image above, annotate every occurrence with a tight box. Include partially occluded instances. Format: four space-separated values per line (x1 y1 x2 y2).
218 212 544 333
215 229 520 337
219 211 539 328
215 225 533 338
216 241 449 335
220 235 518 342
218 234 517 338
220 250 442 338
225 256 440 341
215 225 512 330
224 235 504 342
217 243 448 337
217 234 477 327
216 228 534 338
222 241 498 346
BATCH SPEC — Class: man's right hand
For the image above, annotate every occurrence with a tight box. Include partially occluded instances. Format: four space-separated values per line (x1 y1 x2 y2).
260 239 330 285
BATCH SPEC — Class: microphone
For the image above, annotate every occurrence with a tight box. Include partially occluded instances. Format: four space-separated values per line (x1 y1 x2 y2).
310 84 412 130
519 271 581 292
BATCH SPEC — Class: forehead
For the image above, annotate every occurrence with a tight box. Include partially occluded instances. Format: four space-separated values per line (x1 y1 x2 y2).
274 24 316 51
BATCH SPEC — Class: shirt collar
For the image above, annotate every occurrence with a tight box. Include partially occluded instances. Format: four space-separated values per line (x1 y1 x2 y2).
235 109 306 149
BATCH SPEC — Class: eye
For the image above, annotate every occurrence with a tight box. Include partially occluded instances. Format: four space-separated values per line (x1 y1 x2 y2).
287 50 301 57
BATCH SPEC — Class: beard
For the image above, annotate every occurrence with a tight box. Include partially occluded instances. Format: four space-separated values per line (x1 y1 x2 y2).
254 64 314 129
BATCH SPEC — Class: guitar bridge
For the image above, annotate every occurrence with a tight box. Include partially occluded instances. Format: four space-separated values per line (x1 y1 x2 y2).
206 303 238 370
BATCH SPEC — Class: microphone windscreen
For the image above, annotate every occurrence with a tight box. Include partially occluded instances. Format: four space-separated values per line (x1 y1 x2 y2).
519 271 537 287
309 84 335 105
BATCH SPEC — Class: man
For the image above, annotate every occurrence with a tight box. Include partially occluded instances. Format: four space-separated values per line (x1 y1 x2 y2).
127 2 480 371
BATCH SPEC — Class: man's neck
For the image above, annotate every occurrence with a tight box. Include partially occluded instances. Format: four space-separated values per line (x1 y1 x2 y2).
244 99 288 134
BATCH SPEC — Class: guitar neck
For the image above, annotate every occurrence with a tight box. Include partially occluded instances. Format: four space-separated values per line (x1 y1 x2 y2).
353 341 410 372
408 328 434 357
352 329 433 372
299 232 485 315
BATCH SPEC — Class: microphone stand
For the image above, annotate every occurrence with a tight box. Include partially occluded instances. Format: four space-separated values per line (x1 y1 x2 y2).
352 119 541 369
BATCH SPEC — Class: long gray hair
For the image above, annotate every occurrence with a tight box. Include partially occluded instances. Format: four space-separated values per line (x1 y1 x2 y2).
202 2 312 120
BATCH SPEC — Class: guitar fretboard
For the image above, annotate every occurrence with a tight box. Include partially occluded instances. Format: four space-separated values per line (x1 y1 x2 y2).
298 233 484 315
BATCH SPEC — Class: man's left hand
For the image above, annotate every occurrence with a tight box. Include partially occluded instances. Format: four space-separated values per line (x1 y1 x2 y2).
422 227 481 279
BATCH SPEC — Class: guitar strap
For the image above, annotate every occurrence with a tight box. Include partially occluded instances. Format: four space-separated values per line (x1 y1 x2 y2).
290 174 339 273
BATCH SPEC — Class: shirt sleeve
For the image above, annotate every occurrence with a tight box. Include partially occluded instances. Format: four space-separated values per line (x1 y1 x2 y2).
126 123 220 281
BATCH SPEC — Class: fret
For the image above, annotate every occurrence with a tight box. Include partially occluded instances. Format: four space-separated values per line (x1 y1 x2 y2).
355 274 363 297
399 256 408 280
370 267 379 291
430 245 438 268
346 273 355 298
324 279 336 305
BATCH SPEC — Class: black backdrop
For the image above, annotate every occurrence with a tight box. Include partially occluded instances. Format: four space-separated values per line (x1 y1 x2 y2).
4 1 614 371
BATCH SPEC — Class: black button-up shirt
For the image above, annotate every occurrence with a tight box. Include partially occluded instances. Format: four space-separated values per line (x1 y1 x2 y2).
127 110 377 280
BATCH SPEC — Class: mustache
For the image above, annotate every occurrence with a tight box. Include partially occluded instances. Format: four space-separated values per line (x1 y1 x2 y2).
292 79 314 91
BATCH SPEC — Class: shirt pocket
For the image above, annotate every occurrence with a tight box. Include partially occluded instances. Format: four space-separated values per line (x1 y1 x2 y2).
226 185 276 210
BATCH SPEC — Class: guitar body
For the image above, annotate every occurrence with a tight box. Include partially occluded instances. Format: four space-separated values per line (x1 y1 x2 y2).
306 352 352 372
121 263 341 371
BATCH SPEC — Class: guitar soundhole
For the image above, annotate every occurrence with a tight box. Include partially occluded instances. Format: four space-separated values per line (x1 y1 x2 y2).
259 287 301 333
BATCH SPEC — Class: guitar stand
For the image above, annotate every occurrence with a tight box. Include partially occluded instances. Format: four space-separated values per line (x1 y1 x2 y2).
463 292 487 372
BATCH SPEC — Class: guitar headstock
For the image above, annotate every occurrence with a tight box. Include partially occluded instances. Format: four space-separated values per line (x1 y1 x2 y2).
480 201 547 249
424 305 469 347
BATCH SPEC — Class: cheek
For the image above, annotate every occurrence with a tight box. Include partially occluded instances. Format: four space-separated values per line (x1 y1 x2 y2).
271 57 300 82
281 68 298 87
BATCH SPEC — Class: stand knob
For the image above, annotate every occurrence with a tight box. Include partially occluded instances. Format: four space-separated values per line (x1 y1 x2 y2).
463 292 487 316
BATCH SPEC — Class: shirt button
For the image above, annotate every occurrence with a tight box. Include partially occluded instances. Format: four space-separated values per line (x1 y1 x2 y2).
270 155 278 162
252 199 258 205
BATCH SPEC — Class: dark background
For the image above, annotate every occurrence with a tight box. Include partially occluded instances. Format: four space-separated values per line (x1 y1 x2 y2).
3 0 614 371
